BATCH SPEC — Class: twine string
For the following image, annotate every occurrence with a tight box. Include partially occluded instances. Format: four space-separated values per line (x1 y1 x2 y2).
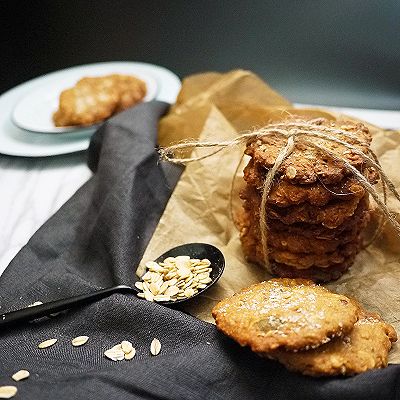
259 135 296 269
159 121 400 268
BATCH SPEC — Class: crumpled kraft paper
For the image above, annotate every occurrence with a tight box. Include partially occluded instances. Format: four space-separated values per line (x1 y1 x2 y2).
140 72 400 363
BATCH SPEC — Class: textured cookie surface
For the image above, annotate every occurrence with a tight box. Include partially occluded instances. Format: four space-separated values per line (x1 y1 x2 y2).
212 279 359 352
268 311 397 376
245 119 373 185
53 74 146 126
243 159 373 207
241 185 364 229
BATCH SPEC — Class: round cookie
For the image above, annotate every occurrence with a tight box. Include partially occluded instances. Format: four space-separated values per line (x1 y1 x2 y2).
268 311 397 376
53 77 120 126
245 119 373 185
270 259 356 282
212 279 359 352
243 159 375 207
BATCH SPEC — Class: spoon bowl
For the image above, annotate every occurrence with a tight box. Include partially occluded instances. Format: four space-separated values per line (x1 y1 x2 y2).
146 242 225 305
0 243 225 327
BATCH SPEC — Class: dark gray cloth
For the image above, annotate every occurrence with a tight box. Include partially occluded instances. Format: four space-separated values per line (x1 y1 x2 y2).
0 101 399 400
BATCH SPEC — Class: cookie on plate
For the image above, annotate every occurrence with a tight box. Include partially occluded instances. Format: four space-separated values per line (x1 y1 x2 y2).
53 74 147 127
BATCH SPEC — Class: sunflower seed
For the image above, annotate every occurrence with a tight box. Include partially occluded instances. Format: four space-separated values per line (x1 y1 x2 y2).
184 288 195 298
158 281 169 294
150 272 162 283
197 283 207 289
150 338 161 356
0 386 17 399
72 336 89 347
104 348 125 361
154 294 171 302
183 279 194 288
124 348 136 360
134 281 144 290
164 286 179 297
121 340 133 354
111 344 123 351
11 370 30 381
166 278 178 286
38 338 57 349
149 282 160 295
137 257 212 302
177 267 191 279
144 290 154 302
194 267 211 274
137 292 145 298
146 261 164 273
141 271 152 281
173 256 190 266
197 272 210 280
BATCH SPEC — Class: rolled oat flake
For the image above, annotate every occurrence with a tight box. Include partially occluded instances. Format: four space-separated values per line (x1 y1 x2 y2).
11 369 30 381
0 386 18 399
38 338 57 349
72 336 89 347
150 338 161 356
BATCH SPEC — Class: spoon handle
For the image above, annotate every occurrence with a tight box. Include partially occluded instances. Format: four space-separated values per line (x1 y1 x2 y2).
0 285 133 328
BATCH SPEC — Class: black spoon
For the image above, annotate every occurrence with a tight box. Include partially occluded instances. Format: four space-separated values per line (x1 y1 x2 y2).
0 243 225 328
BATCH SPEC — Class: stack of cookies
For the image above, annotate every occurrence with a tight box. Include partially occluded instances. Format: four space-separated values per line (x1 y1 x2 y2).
212 279 397 376
239 118 378 281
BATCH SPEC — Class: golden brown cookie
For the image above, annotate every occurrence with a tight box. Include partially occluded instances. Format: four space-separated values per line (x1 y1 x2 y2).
53 74 147 126
245 119 373 185
239 206 366 255
53 78 120 126
237 206 368 280
269 241 361 269
110 74 147 112
243 159 375 207
267 228 361 254
241 185 365 229
267 198 370 240
267 311 397 376
212 279 359 352
269 259 357 282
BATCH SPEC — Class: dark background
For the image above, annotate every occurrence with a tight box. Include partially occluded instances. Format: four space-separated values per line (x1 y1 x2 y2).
1 0 399 109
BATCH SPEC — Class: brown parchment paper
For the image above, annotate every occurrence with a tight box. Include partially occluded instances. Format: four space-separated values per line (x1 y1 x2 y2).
140 71 400 363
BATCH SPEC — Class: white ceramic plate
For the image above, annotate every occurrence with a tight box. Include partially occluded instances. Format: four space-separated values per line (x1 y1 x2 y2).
12 68 158 133
0 62 181 157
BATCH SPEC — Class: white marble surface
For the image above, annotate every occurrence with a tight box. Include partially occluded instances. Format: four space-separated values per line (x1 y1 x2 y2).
0 106 399 277
0 152 92 274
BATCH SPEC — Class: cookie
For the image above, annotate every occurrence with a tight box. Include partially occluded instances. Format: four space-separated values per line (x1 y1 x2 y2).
243 159 375 207
245 119 373 185
241 185 365 229
268 311 397 376
212 279 359 352
53 74 147 126
53 78 119 126
269 259 357 282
